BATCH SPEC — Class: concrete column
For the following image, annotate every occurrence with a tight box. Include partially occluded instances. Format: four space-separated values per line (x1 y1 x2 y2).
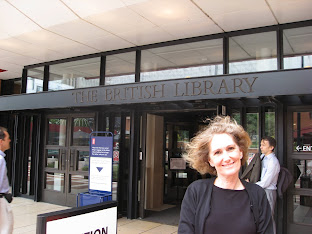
145 114 164 209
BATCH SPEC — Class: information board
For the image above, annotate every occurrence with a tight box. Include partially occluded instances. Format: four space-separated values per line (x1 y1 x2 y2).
89 132 113 194
37 201 117 234
46 207 117 234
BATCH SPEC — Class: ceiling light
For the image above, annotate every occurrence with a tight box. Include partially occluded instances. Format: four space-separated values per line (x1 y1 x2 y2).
163 9 173 16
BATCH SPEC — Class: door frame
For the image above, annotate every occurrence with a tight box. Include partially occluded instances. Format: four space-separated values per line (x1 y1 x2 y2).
286 105 312 233
42 113 96 207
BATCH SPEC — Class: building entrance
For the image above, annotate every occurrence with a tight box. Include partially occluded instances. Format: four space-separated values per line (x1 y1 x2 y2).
164 122 201 204
142 110 213 224
287 107 312 234
143 110 214 213
42 113 95 207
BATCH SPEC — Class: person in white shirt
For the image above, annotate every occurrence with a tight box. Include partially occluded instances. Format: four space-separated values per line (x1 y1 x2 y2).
0 126 13 234
256 136 280 234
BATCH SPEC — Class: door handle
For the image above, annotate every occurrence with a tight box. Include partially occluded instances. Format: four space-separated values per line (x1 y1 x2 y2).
70 150 76 171
61 149 66 170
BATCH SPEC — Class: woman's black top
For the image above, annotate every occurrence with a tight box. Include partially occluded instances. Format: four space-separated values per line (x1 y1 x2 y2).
204 185 256 234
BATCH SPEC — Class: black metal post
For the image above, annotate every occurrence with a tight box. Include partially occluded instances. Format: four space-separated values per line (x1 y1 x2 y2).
135 50 141 82
277 28 284 70
43 65 49 91
275 102 286 234
223 37 229 74
127 110 140 219
34 113 44 201
21 69 27 93
100 56 106 86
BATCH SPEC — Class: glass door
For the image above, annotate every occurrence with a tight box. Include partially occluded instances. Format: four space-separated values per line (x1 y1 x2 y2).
67 116 95 207
164 123 199 204
42 114 95 207
287 107 312 233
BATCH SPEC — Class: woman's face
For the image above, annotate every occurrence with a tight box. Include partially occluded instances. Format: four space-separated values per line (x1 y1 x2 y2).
208 133 242 178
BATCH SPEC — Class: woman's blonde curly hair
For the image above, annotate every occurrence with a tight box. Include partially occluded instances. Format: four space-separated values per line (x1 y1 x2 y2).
183 115 251 176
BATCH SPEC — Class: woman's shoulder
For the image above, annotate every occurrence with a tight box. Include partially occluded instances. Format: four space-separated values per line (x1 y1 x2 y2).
184 178 214 201
243 180 266 196
188 178 215 190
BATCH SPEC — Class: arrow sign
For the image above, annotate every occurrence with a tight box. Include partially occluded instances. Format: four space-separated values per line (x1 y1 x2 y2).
296 146 301 152
96 167 103 172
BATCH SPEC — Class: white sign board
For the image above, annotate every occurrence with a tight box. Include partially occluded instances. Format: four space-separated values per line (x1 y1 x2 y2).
89 157 112 192
89 135 113 193
46 207 117 234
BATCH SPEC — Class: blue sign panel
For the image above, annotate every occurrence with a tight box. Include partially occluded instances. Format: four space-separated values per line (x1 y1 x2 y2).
89 132 113 194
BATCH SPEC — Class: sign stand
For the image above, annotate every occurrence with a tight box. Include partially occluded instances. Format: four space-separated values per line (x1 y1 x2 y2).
77 131 113 206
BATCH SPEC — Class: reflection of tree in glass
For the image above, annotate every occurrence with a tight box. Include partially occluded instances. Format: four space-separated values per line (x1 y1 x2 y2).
72 118 94 146
74 118 94 131
49 119 60 124
177 130 189 142
232 113 241 124
247 113 259 148
265 112 275 137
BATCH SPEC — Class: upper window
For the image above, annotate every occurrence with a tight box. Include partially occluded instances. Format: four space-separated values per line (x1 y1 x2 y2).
229 31 277 74
105 52 136 85
141 39 223 82
283 26 312 69
26 67 44 93
49 57 100 91
0 78 21 95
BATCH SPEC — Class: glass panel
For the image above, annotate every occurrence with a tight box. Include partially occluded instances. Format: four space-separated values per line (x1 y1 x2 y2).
72 117 94 146
112 116 121 200
176 129 189 152
47 119 66 146
49 57 100 91
105 116 110 131
46 149 60 169
113 116 121 177
77 151 90 171
293 159 312 189
232 110 241 124
26 67 44 93
293 112 312 152
0 78 22 95
246 109 259 157
45 172 64 192
141 39 223 82
293 195 312 225
105 52 136 85
283 26 312 69
265 107 275 138
69 175 89 194
229 31 277 74
176 172 187 178
14 79 22 94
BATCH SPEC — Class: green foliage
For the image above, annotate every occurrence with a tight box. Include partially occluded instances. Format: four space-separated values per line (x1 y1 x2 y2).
265 112 275 138
81 165 89 171
113 164 119 181
47 162 55 168
49 119 60 124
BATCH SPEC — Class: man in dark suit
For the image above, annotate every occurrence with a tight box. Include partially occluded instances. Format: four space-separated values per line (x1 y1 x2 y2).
241 152 262 183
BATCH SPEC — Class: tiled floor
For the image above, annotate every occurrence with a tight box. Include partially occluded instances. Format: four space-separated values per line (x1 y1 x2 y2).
11 197 178 234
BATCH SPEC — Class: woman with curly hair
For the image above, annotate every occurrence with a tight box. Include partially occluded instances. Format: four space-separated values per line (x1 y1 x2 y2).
178 116 273 234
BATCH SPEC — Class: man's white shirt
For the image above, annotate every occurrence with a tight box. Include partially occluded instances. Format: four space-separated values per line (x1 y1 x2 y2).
256 153 280 190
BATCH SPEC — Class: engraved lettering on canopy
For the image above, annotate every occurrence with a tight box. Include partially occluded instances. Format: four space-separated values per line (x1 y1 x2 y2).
72 76 258 104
